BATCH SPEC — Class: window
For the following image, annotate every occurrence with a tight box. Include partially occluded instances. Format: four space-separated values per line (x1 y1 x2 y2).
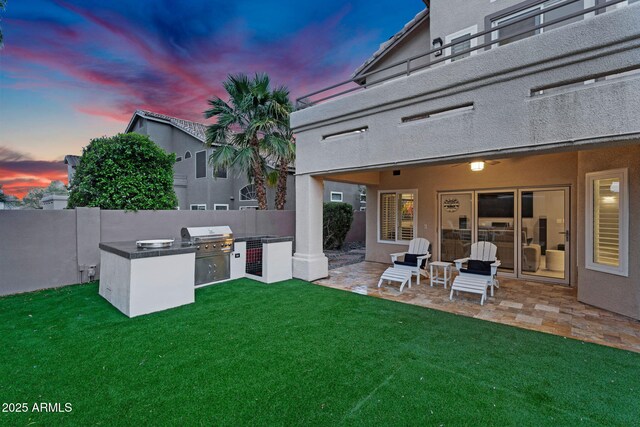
239 206 258 211
360 207 367 212
213 204 229 210
491 1 589 47
360 193 367 204
240 184 257 201
190 204 206 210
330 192 343 202
214 166 228 179
445 26 477 63
176 156 182 162
195 151 206 179
586 169 628 276
184 151 192 159
378 190 417 243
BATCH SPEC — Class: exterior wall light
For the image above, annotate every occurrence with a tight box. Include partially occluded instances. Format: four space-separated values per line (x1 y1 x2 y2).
432 37 443 57
470 161 485 172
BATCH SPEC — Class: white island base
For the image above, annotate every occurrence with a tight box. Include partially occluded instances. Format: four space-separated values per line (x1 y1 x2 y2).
99 248 195 318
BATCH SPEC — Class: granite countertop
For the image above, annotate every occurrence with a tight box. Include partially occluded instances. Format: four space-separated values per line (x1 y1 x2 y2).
234 235 294 243
99 241 196 260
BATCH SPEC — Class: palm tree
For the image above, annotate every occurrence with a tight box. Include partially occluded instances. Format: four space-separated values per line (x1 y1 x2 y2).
205 73 290 210
265 127 295 210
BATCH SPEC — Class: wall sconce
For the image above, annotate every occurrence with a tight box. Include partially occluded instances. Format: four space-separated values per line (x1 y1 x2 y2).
432 37 443 57
470 161 485 172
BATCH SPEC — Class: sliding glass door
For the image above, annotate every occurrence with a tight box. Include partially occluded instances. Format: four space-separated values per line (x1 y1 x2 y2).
519 188 570 284
477 191 516 273
439 192 473 263
439 187 570 284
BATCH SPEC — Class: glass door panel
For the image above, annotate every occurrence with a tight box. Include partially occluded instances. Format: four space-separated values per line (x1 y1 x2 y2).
477 191 516 273
519 188 569 282
440 193 473 263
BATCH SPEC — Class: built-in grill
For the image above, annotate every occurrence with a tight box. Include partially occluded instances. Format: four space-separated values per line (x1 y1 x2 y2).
181 226 234 286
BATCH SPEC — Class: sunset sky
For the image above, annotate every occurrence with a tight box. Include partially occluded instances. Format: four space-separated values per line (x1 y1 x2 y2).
0 0 423 198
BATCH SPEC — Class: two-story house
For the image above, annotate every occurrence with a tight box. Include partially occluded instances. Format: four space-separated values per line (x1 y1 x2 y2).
67 110 365 211
290 0 640 319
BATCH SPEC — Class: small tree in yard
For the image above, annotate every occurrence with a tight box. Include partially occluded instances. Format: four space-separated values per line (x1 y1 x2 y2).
323 202 354 250
68 133 177 210
22 181 68 209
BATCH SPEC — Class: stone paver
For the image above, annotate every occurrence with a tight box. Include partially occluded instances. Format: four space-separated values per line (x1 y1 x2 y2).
314 261 640 353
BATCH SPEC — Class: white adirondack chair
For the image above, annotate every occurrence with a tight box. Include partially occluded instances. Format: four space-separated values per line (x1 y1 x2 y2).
450 242 501 305
390 238 431 285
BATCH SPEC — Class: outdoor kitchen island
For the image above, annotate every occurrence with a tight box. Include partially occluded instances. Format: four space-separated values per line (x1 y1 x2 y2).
98 241 196 318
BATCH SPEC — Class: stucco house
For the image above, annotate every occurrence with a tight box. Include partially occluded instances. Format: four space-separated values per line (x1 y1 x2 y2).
291 0 640 320
67 110 364 211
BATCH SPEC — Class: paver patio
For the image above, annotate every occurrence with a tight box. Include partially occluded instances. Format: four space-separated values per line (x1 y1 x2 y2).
314 261 640 353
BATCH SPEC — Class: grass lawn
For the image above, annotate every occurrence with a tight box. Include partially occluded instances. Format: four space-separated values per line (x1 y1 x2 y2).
1 279 639 426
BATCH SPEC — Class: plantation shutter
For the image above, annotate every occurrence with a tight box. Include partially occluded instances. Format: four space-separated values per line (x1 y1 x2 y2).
398 193 415 241
380 193 397 241
593 178 620 267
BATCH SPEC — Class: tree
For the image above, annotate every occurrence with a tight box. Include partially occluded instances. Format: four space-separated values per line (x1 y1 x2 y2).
205 73 291 210
265 127 295 210
67 133 177 210
323 202 354 250
22 187 45 209
21 181 68 209
0 184 6 203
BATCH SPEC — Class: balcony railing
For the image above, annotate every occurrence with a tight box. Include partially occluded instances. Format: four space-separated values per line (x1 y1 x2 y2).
295 0 628 110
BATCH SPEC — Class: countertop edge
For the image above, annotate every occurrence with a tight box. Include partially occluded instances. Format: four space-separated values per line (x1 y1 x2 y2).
99 242 197 260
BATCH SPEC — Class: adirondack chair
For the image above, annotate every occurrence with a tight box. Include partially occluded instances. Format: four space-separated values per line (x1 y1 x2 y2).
390 238 431 285
450 242 501 305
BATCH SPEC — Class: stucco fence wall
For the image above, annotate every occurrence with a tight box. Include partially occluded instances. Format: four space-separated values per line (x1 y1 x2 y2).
345 211 366 244
0 209 366 296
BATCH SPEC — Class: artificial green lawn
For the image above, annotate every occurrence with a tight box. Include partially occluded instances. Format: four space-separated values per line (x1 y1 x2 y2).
1 279 639 426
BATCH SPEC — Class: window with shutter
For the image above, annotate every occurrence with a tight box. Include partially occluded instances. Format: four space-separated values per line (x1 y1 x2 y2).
378 190 417 243
586 169 628 277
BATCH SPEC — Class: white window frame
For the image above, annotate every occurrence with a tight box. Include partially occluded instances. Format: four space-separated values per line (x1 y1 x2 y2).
195 150 207 179
585 168 629 277
330 191 343 202
190 204 206 211
239 206 258 211
445 25 477 64
377 189 418 245
239 184 258 201
360 207 367 212
213 204 229 210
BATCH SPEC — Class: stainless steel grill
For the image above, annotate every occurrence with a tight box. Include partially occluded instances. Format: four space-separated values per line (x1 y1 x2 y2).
181 226 233 286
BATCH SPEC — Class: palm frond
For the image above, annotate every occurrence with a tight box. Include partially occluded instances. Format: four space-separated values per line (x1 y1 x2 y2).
208 145 238 176
266 170 279 188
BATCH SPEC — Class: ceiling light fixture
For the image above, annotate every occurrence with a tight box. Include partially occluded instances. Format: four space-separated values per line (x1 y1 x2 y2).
470 161 485 172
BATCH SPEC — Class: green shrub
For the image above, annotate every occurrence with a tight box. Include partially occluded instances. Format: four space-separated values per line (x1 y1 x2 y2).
68 133 177 210
323 202 354 250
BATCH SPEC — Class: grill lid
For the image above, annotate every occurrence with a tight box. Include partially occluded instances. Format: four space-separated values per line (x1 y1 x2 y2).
181 226 233 241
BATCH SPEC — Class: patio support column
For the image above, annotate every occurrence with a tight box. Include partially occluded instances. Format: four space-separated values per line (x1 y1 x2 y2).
293 174 328 281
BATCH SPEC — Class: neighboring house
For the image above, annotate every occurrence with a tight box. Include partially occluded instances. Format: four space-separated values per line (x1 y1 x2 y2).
64 155 80 184
290 1 640 320
125 110 287 211
65 110 363 211
0 195 20 210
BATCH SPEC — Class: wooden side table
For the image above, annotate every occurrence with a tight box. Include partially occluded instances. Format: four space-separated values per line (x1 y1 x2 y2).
430 261 452 289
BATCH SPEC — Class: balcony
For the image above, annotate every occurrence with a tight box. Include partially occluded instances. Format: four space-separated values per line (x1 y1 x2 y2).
290 0 640 176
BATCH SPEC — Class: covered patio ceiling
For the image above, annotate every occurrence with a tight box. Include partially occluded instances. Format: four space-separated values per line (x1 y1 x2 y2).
314 261 640 353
